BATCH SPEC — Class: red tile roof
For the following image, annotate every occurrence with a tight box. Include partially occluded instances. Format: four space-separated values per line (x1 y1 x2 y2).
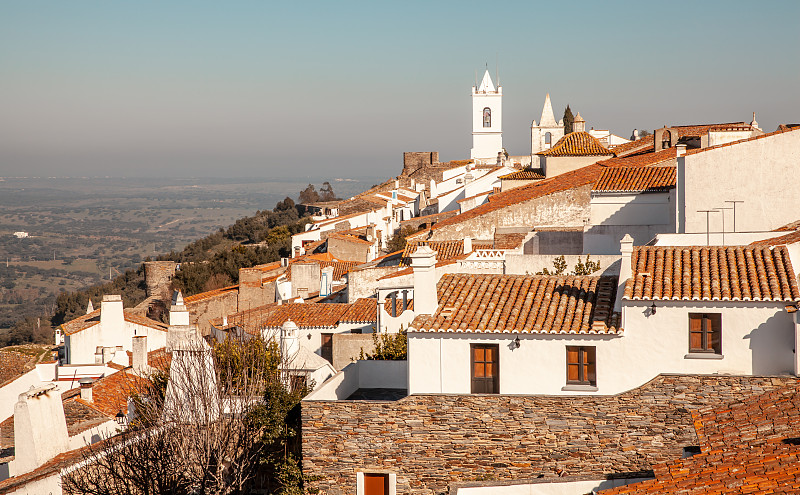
410 273 620 334
609 134 655 157
600 382 800 495
399 240 492 267
592 166 676 192
685 124 800 157
184 284 239 303
499 169 546 180
61 309 168 336
493 232 527 250
774 219 800 232
537 131 615 157
213 299 377 333
749 230 800 247
596 147 676 168
623 245 800 302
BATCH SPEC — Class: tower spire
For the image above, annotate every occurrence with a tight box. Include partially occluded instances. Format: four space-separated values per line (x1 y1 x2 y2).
539 93 558 127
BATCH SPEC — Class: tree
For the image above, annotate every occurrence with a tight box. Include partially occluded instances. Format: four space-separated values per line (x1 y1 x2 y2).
62 335 308 495
537 255 568 276
318 182 337 202
573 255 601 276
359 329 407 360
386 226 416 253
563 105 574 135
298 184 320 205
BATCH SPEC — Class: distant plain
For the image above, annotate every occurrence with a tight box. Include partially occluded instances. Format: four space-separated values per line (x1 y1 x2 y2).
0 176 379 329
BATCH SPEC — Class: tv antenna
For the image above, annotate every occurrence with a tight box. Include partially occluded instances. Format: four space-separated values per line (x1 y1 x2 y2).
697 210 720 246
725 200 744 232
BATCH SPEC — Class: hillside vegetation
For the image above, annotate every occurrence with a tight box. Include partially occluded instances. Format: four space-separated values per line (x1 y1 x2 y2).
0 184 341 347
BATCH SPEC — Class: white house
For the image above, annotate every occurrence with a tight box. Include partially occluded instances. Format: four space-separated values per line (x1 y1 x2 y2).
61 295 168 366
401 237 800 396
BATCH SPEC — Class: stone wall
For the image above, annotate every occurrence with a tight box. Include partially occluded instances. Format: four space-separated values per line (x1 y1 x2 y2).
143 261 176 299
402 152 440 177
428 185 591 242
302 374 797 495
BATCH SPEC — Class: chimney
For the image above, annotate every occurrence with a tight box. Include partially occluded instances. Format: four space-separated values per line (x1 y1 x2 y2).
410 245 438 316
463 236 473 254
573 112 586 133
676 143 686 157
615 234 634 312
13 384 70 474
100 295 124 331
132 335 148 373
86 299 94 314
394 179 400 189
79 378 94 402
169 291 190 327
281 319 300 361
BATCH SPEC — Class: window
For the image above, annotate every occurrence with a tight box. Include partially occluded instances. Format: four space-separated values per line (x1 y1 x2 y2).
363 473 389 495
544 132 552 145
566 346 596 386
471 344 499 393
689 313 721 354
483 107 491 128
321 333 333 363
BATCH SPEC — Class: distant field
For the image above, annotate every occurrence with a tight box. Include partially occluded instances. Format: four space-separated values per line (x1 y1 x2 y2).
0 176 380 330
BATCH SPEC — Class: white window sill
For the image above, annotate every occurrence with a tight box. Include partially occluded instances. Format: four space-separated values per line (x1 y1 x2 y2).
561 384 598 392
684 353 724 360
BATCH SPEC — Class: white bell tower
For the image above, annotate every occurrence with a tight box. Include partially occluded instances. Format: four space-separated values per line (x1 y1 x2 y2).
470 69 503 164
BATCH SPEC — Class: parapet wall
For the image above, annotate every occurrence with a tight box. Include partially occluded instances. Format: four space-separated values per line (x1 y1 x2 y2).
302 374 798 495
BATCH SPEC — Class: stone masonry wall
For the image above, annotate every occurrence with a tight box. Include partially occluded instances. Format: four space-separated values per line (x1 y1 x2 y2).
302 374 797 495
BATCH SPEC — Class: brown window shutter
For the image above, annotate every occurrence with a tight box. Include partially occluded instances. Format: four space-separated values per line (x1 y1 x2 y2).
364 473 388 495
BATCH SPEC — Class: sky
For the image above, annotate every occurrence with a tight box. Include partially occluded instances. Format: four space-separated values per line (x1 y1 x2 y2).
1 1 798 179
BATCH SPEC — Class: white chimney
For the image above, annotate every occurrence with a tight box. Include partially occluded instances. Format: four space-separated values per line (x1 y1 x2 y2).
464 236 473 254
410 245 438 316
13 384 70 474
281 319 300 361
86 299 94 314
79 378 94 402
676 143 687 157
100 295 124 332
169 291 190 326
615 234 634 312
132 335 148 373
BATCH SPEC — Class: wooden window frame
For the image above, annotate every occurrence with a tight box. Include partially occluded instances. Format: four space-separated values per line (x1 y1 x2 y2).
566 346 596 386
470 343 499 394
688 313 722 354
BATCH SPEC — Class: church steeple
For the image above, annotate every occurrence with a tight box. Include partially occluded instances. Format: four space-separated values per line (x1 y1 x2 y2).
539 93 558 127
476 69 496 93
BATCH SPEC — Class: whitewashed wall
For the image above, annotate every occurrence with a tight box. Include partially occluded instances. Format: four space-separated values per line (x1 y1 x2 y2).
66 322 167 365
679 129 800 233
408 301 794 395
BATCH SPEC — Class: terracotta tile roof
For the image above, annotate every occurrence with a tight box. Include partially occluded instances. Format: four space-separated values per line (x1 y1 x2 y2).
498 169 546 180
77 369 148 418
749 230 800 247
685 124 800 157
596 146 677 168
775 219 800 232
410 273 620 334
340 298 378 323
399 240 492 267
537 131 615 157
383 297 414 314
609 134 655 157
399 210 458 226
623 245 800 302
592 166 676 192
669 121 748 138
421 163 608 234
0 349 34 387
214 300 377 333
378 257 463 281
600 383 800 495
184 284 239 303
60 309 168 336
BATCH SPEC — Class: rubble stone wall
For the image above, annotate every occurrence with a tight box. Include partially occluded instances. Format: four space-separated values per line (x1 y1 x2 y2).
302 374 797 495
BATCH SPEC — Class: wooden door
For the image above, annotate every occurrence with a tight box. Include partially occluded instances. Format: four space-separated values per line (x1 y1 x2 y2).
471 344 499 394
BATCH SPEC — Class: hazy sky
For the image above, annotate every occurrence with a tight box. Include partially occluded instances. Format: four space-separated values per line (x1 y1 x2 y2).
1 1 798 179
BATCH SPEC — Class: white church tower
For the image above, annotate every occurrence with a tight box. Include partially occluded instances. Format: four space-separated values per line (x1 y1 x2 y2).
531 93 564 167
470 69 503 164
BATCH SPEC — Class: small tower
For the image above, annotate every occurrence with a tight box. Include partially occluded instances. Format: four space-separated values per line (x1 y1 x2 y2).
471 69 503 164
573 112 586 133
750 112 761 132
531 93 565 166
